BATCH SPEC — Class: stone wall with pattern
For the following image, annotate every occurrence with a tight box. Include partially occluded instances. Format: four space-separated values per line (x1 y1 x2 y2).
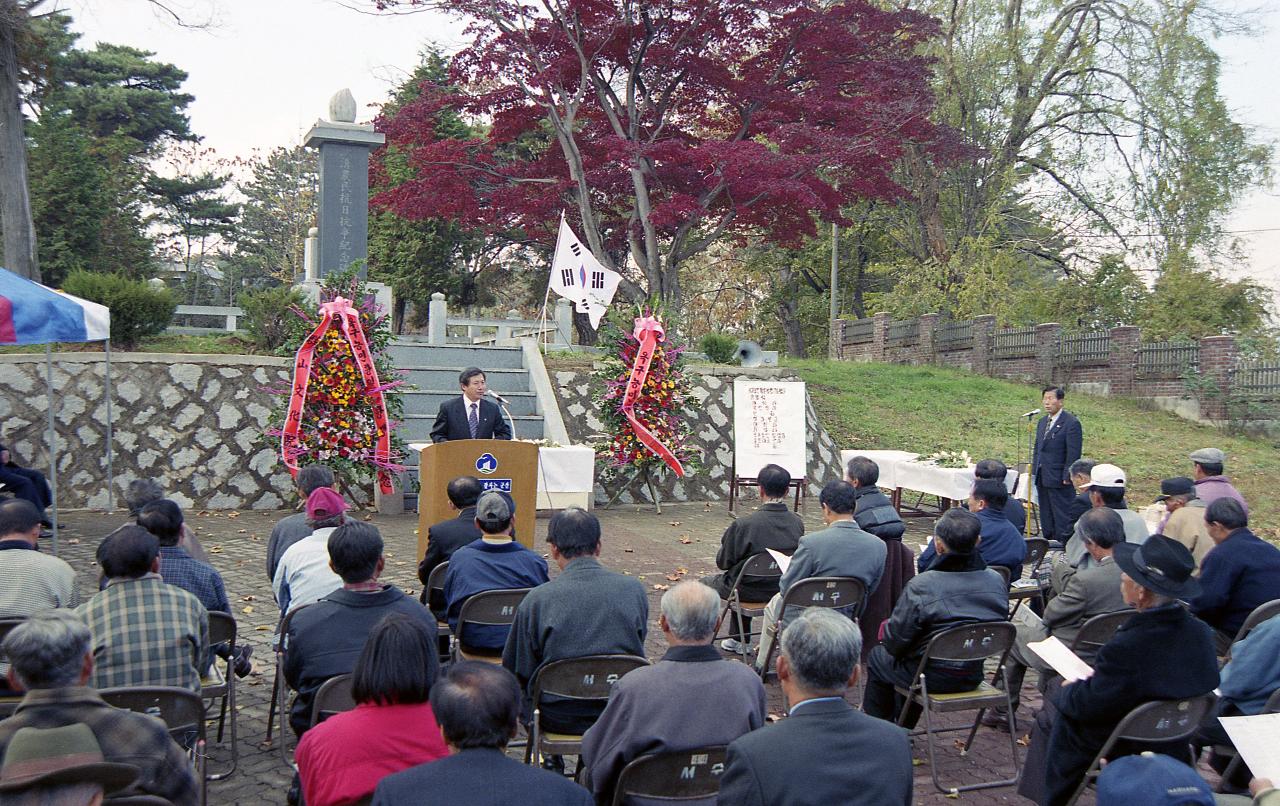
550 364 844 505
0 353 295 510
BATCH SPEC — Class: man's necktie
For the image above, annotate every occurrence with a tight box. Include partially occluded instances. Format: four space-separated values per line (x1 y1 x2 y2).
468 402 479 439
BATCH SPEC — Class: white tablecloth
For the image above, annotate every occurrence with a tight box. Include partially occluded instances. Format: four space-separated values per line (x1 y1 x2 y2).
841 449 1019 502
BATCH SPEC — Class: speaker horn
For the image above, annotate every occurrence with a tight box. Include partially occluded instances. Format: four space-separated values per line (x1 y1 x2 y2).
736 340 764 367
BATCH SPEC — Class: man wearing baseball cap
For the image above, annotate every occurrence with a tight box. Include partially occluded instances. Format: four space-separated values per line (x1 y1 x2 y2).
443 491 549 655
1188 448 1248 514
273 487 350 614
1058 464 1149 583
1154 477 1212 570
1019 535 1219 806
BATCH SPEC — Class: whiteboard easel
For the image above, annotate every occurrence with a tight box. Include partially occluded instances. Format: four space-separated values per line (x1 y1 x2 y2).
730 379 808 512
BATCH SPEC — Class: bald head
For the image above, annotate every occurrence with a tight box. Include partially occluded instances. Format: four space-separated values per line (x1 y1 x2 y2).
660 581 721 644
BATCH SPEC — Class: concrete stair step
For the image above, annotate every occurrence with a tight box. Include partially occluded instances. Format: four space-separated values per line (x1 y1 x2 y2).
398 366 530 392
387 343 525 369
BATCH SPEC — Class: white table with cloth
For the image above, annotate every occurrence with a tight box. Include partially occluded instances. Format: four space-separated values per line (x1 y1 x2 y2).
408 442 596 510
840 449 1020 514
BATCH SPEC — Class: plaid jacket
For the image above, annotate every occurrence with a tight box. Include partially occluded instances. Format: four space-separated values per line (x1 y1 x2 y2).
77 574 209 692
159 545 230 613
0 686 199 805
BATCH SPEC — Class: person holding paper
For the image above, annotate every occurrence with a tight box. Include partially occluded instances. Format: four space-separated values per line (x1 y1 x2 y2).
753 481 886 675
861 509 1008 727
1017 534 1219 806
703 464 804 655
1193 615 1280 788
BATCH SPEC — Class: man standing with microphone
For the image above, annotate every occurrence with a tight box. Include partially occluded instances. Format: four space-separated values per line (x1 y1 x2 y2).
430 367 514 443
1033 385 1082 545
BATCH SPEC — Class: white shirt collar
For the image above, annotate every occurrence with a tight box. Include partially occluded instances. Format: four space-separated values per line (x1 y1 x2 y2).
461 394 481 410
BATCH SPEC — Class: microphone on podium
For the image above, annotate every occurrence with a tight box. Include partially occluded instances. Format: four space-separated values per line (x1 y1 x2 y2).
1022 408 1041 418
486 389 510 405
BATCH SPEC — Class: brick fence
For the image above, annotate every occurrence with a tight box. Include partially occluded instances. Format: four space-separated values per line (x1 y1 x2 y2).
829 313 1279 422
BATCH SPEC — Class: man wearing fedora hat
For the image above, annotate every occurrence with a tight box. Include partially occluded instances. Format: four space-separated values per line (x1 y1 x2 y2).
0 611 199 805
1018 535 1219 806
0 723 139 804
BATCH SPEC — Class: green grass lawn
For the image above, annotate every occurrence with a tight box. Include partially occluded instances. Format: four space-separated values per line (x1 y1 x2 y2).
0 333 259 355
786 358 1280 539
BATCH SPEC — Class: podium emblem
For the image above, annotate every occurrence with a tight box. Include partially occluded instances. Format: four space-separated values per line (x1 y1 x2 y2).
476 453 498 474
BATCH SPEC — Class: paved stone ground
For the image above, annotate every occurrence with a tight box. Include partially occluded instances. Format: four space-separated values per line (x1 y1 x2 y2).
49 501 1117 805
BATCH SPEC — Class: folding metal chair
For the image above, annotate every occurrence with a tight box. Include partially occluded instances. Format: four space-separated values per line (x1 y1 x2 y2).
310 673 357 727
1215 687 1280 792
99 686 207 806
1223 598 1280 665
1023 537 1050 576
893 621 1019 795
1064 694 1216 806
525 654 650 768
201 611 238 780
611 746 728 806
715 552 784 657
758 576 866 681
264 603 311 765
451 588 532 663
425 560 450 621
1069 610 1134 659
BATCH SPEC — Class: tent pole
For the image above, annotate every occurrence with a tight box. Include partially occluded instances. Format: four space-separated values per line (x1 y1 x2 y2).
104 340 114 511
44 344 58 556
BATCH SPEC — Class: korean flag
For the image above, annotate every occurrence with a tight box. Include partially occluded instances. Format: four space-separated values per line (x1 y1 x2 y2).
549 216 622 328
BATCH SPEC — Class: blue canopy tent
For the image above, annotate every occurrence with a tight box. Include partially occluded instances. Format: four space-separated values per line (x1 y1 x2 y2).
0 267 113 553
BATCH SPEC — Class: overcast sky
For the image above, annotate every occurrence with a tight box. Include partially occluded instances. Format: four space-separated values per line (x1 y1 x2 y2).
69 0 1279 301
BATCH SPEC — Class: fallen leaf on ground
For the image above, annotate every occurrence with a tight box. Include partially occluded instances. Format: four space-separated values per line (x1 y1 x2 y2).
623 548 635 553
679 537 693 544
1017 734 1031 746
669 521 681 526
227 511 240 518
253 626 271 632
241 606 254 614
394 561 406 566
66 538 80 545
237 529 247 534
241 595 255 602
208 545 223 554
665 574 683 581
652 584 670 591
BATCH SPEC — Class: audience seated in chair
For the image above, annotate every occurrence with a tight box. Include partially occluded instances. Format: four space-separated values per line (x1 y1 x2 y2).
1194 611 1280 785
1093 752 1215 806
717 608 913 806
114 478 210 565
283 521 439 740
1187 498 1280 652
418 476 485 613
1188 447 1248 514
1017 535 1219 806
846 457 916 661
581 581 765 804
0 499 79 693
77 527 208 692
0 442 52 527
1057 464 1148 586
986 508 1131 726
754 481 886 674
1062 459 1097 543
862 508 1008 727
297 613 449 806
0 610 199 805
974 458 1027 534
917 479 1026 580
702 463 804 655
372 662 592 806
267 464 337 582
272 488 350 615
503 507 648 737
1153 476 1212 569
0 722 142 805
444 491 548 653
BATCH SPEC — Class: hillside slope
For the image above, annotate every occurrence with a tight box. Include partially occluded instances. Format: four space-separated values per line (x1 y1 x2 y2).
788 359 1278 537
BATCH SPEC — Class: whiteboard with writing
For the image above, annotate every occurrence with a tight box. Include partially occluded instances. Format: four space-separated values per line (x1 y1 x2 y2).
732 379 807 481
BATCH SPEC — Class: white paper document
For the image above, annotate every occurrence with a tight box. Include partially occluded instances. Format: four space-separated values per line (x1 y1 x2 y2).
1218 714 1280 781
1027 636 1094 683
766 548 792 575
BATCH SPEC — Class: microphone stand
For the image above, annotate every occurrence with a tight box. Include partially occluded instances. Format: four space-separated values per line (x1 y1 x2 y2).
491 394 517 440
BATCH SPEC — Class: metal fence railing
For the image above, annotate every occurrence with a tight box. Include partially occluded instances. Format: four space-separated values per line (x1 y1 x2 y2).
992 326 1035 359
842 318 875 346
1234 362 1280 394
886 319 919 346
935 319 974 352
1136 342 1199 378
1058 331 1111 366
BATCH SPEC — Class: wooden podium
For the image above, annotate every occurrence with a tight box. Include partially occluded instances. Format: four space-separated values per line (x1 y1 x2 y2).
417 439 539 556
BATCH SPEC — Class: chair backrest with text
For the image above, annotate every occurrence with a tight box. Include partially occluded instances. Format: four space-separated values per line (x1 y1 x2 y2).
454 588 532 658
612 746 729 806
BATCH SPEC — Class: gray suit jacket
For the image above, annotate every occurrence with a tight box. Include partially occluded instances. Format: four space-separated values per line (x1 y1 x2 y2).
1042 555 1129 652
778 520 886 624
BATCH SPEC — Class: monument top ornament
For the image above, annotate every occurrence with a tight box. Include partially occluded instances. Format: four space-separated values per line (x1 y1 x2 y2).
329 88 358 123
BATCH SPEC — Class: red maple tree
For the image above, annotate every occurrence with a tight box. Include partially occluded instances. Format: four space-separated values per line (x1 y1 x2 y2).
372 0 946 310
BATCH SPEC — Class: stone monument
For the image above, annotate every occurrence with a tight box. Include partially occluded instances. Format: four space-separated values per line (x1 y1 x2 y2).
303 89 385 279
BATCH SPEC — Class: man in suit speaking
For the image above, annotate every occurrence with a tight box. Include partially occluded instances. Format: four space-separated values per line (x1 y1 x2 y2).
1033 385 1083 544
431 367 513 443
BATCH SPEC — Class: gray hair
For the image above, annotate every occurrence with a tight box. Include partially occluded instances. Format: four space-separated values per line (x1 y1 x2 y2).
122 478 165 516
780 608 862 693
296 465 335 497
3 611 92 689
660 582 721 642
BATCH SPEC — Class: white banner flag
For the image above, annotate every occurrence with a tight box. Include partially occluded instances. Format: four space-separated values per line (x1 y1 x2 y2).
549 216 622 328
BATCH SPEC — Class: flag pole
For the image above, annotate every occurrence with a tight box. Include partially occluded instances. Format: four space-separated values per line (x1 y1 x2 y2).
540 212 566 352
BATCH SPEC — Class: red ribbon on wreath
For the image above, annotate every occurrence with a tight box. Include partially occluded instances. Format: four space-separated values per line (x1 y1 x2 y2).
281 296 394 494
621 316 685 477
